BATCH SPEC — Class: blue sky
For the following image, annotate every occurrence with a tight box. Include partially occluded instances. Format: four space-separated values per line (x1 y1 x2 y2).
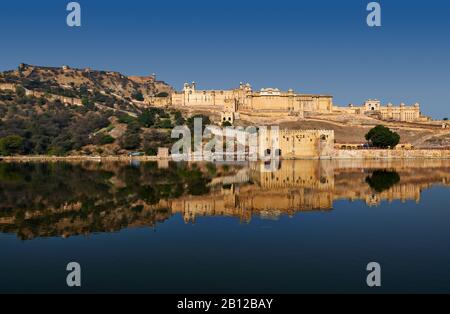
0 0 449 118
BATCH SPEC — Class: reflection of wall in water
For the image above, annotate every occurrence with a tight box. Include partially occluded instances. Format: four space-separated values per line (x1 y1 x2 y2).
172 160 450 222
170 187 333 224
250 160 334 190
364 180 426 206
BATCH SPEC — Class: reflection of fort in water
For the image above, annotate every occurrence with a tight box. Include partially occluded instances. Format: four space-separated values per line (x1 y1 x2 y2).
171 160 450 223
1 160 449 239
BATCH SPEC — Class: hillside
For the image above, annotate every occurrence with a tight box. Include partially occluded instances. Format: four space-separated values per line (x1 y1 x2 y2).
0 86 189 157
0 64 173 113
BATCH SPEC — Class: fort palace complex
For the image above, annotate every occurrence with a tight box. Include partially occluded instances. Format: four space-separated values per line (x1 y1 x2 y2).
0 78 429 125
168 82 426 124
0 75 442 160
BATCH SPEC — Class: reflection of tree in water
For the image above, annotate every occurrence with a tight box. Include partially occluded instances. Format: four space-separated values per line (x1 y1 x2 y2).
365 170 401 193
0 162 213 239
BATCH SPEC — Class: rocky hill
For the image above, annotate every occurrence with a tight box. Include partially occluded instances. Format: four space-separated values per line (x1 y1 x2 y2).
0 63 172 107
0 77 190 157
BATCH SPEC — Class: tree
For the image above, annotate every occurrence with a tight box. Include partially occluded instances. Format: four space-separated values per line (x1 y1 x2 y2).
145 147 158 156
132 91 144 101
155 92 169 98
365 125 400 148
82 97 95 110
0 135 24 155
15 86 26 97
173 111 185 126
98 134 115 145
138 109 156 128
155 119 173 129
444 118 449 121
117 113 136 125
120 122 141 150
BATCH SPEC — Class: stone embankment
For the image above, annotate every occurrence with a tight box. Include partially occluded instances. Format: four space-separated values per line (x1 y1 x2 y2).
2 149 450 162
0 155 169 162
333 149 450 159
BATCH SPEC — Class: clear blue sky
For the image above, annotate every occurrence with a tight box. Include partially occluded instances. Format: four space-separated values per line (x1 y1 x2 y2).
0 0 449 118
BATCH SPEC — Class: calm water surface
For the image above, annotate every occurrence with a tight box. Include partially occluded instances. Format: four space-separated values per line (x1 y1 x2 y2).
0 159 450 293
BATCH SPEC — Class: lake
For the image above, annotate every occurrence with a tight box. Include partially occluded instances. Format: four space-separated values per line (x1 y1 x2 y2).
0 159 450 293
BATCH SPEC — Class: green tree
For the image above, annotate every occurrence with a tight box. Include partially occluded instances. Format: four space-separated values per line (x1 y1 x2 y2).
15 85 26 97
365 125 400 149
156 119 173 129
99 134 115 145
156 92 169 97
173 111 185 126
120 122 141 150
132 91 144 101
138 109 156 128
82 97 95 110
117 113 136 124
145 147 158 156
0 135 24 155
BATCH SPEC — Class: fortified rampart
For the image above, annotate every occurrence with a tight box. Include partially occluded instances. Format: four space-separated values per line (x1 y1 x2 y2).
0 83 83 106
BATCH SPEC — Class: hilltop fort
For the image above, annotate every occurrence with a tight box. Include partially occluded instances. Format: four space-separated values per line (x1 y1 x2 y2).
167 82 426 124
